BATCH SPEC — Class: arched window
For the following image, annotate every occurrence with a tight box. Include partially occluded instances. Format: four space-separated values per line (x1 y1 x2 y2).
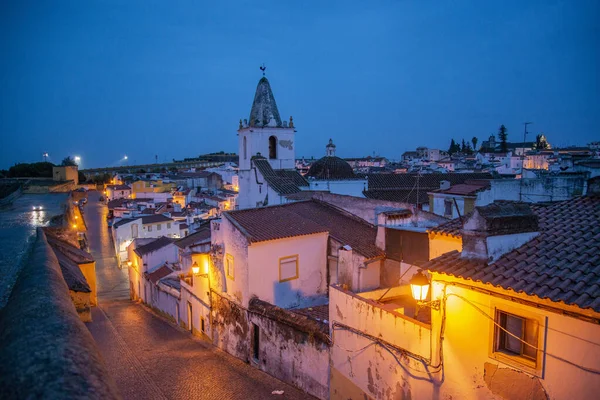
269 136 277 159
243 136 247 160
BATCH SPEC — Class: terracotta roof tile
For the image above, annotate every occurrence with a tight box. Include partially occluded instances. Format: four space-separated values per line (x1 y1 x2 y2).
224 200 384 259
145 264 174 285
134 236 175 257
252 156 301 195
422 196 600 312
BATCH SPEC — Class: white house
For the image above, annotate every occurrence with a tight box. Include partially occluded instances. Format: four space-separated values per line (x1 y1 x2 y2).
329 198 600 400
105 184 131 201
127 236 178 303
174 227 213 338
112 214 178 264
204 199 389 399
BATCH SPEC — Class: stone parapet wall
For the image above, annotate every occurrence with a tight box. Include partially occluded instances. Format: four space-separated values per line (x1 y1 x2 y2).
0 229 119 399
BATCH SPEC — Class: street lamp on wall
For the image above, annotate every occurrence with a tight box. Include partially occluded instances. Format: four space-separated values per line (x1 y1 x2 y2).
192 261 200 275
409 269 440 311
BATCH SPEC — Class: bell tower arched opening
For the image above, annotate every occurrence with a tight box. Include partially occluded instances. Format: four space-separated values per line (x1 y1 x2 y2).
269 136 277 159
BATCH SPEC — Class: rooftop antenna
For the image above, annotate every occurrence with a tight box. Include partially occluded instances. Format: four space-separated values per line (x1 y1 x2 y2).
519 121 533 201
260 63 266 76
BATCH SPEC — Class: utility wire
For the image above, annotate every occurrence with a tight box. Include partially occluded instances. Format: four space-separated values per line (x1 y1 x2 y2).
447 293 600 375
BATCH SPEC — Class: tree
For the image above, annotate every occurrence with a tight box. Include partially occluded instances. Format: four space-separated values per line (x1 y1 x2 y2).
61 156 77 166
498 125 508 153
448 139 461 155
8 162 54 178
472 137 478 151
78 171 87 183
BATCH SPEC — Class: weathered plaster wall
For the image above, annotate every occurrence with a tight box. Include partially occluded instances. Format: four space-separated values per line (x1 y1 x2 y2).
215 216 250 306
329 285 436 400
428 233 462 260
79 261 98 306
308 192 415 225
150 284 179 323
308 179 367 198
478 176 587 204
333 276 600 400
430 194 468 219
70 290 91 322
248 233 328 308
249 304 330 400
210 291 250 360
430 278 600 400
179 282 211 339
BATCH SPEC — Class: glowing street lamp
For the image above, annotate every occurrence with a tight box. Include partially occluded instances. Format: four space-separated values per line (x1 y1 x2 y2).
192 261 200 275
409 270 430 302
409 270 440 315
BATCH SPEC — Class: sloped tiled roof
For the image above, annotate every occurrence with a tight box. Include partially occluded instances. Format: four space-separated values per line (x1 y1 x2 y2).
53 250 91 293
432 181 490 196
134 236 175 257
422 196 600 313
145 264 174 285
367 173 494 190
364 173 495 205
106 184 131 190
224 200 383 259
175 227 211 249
112 218 140 229
252 156 301 195
274 170 309 187
141 214 173 224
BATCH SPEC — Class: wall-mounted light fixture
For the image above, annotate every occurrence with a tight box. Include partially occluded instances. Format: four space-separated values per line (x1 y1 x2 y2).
192 261 200 275
409 269 440 311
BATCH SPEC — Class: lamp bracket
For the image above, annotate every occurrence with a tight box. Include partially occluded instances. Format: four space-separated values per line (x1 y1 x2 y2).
418 299 441 311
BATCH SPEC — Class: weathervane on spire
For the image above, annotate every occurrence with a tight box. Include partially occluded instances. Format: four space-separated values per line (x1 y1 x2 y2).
260 63 266 76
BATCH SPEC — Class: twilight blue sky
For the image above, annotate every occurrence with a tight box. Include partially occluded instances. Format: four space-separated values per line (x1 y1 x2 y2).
1 0 598 169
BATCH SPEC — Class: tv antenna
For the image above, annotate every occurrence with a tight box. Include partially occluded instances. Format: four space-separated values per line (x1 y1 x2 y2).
519 122 533 201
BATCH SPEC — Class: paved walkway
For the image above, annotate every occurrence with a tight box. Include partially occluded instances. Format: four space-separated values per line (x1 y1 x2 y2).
83 191 311 399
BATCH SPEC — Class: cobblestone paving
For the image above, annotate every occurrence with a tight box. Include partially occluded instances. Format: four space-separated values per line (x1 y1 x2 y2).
84 191 312 399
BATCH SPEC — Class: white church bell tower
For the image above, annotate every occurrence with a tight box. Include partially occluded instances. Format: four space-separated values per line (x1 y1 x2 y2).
238 73 296 171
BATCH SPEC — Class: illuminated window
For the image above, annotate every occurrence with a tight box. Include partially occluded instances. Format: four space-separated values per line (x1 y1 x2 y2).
226 253 234 280
490 307 542 374
495 311 537 360
279 255 299 282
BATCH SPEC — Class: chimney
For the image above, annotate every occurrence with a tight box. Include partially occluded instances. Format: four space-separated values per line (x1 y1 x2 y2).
587 176 600 196
440 180 451 190
461 202 539 262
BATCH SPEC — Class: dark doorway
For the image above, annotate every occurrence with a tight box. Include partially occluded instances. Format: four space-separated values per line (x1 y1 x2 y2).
252 323 260 360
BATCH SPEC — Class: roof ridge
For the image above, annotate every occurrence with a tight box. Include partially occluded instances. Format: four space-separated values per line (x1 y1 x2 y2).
308 199 377 229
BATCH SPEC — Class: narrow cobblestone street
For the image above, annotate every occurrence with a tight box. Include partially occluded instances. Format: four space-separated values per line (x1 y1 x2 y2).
83 191 312 399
